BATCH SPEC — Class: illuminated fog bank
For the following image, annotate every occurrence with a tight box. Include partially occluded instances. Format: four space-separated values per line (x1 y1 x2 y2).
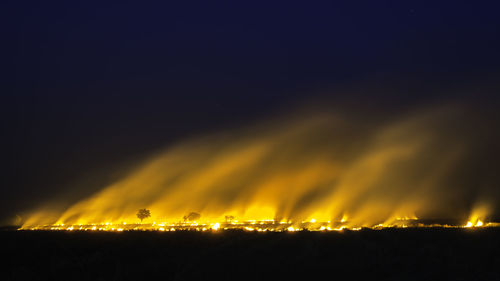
22 102 498 228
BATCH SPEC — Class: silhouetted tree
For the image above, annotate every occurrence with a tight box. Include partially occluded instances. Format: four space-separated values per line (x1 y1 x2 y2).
183 212 201 222
225 215 235 223
137 209 151 223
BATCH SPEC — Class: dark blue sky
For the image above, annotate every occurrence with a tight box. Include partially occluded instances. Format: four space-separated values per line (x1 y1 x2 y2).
2 0 500 223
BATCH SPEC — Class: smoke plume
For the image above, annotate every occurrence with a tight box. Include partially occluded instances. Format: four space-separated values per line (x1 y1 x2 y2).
23 99 500 227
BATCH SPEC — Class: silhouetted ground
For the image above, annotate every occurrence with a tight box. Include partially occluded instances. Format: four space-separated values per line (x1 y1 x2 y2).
2 228 500 281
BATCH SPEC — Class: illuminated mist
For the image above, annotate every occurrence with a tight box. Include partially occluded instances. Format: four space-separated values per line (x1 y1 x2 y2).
22 101 499 228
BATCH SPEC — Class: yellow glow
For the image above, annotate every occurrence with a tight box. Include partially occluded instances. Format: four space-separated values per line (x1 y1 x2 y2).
465 205 490 228
211 223 220 231
19 217 500 232
340 215 348 223
19 107 499 231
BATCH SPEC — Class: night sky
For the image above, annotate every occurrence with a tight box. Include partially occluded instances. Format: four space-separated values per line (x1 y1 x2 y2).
2 1 500 225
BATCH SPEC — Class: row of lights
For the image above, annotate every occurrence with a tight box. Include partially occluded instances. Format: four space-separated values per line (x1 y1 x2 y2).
28 217 493 231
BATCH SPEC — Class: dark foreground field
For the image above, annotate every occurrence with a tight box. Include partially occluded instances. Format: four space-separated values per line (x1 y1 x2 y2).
2 228 500 281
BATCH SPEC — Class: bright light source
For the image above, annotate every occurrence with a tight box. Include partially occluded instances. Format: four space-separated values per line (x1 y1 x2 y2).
212 223 220 231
